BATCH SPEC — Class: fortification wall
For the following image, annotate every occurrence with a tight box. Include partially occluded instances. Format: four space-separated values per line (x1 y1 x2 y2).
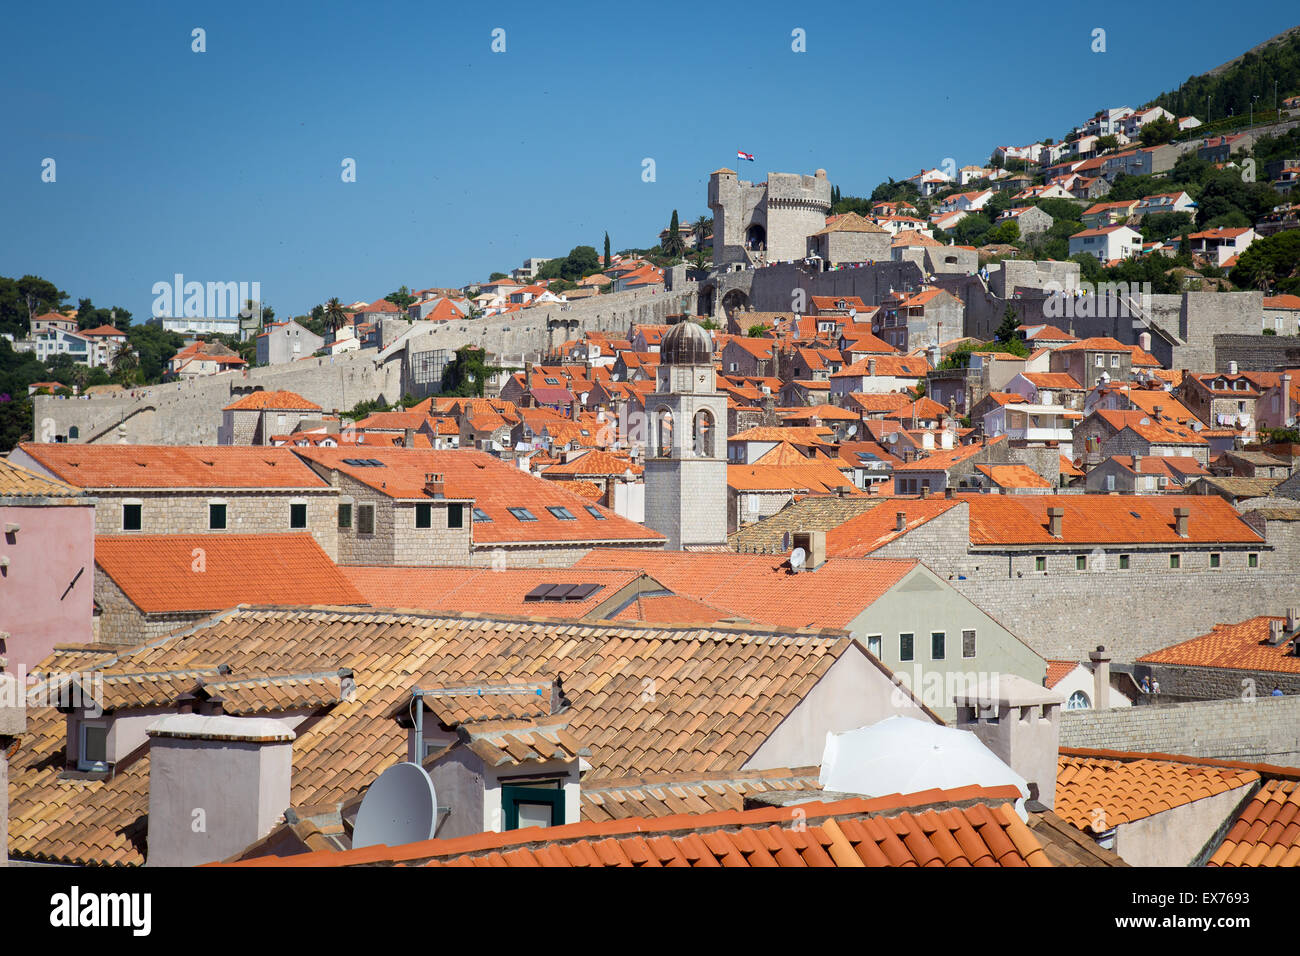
1213 333 1300 372
33 284 698 446
1060 694 1300 767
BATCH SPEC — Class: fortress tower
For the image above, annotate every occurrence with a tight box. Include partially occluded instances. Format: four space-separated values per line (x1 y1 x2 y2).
643 320 728 551
708 167 832 267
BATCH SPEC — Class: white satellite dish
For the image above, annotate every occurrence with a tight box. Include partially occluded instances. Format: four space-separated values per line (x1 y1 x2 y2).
849 308 858 320
353 761 439 849
790 547 807 571
847 424 858 437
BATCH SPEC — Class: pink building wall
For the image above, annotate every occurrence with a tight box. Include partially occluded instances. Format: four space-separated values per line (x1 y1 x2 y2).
0 502 94 673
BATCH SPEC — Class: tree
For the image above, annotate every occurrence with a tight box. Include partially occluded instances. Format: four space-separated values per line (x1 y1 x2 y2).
984 221 1020 245
1232 231 1300 294
1096 134 1120 152
75 298 132 331
746 324 769 337
693 214 712 247
662 210 685 258
560 245 602 281
324 297 349 335
603 232 611 268
489 272 508 281
1138 211 1195 243
440 345 501 397
995 305 1022 344
385 285 416 310
1139 116 1178 146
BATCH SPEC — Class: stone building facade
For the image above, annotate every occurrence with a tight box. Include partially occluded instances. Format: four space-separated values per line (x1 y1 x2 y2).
708 168 832 266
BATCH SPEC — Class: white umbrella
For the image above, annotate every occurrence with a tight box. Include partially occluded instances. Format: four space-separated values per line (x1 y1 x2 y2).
819 715 1029 819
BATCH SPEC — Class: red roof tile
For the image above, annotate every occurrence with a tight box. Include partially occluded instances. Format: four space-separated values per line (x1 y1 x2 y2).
16 444 329 489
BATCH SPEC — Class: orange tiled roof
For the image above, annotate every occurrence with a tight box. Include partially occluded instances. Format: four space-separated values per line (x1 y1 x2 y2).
217 787 1047 868
0 457 83 497
16 443 330 490
1055 755 1258 832
1091 409 1206 446
576 549 915 630
8 607 872 865
824 499 963 557
1055 336 1129 353
1059 455 1085 477
340 565 642 619
290 447 662 545
832 355 930 378
541 450 640 478
94 534 366 613
608 593 735 626
1044 661 1080 688
1138 616 1300 675
1209 780 1300 866
893 435 1004 473
973 464 1053 489
1022 373 1083 390
727 463 858 494
581 767 822 821
965 495 1261 546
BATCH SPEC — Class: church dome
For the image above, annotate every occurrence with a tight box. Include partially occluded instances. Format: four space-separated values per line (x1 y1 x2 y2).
660 320 713 366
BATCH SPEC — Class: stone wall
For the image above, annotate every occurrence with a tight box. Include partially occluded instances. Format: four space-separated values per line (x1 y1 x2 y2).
1213 333 1300 372
33 284 698 446
93 569 203 647
73 489 339 560
1144 663 1300 701
1060 695 1300 767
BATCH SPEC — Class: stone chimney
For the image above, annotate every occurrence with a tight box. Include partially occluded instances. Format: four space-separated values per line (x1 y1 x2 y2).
1289 607 1299 632
1284 375 1292 428
424 472 445 498
404 428 415 448
1153 404 1163 421
1229 361 1239 375
954 675 1065 809
792 530 826 571
1173 506 1189 538
895 511 907 532
146 714 293 867
1088 645 1111 710
1131 453 1141 475
1047 506 1064 538
868 358 878 376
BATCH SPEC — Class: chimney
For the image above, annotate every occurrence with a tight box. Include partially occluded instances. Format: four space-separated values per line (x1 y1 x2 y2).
1139 331 1151 351
1270 618 1286 645
1229 361 1239 375
1284 375 1292 428
946 486 955 499
424 472 445 498
1153 404 1163 421
1047 506 1064 538
1173 506 1189 538
940 429 954 450
791 530 826 571
920 486 931 499
1088 645 1111 710
1289 607 1300 633
954 675 1065 809
896 511 907 532
1131 453 1141 474
145 714 293 866
868 358 878 376
403 427 415 448
0 672 25 869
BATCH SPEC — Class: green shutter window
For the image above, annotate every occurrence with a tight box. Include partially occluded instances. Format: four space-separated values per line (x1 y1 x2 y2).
415 503 433 528
447 504 464 529
931 632 946 660
338 503 352 529
1209 553 1221 568
899 633 914 662
358 504 375 535
209 503 227 530
123 503 142 531
1119 554 1130 570
290 503 308 529
502 785 564 830
1035 555 1046 572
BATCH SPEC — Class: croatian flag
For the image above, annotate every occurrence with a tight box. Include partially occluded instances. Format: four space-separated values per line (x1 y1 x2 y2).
737 150 755 162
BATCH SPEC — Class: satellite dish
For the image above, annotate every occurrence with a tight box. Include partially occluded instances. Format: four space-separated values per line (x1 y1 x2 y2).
847 424 858 437
353 762 438 850
849 308 858 320
791 547 807 571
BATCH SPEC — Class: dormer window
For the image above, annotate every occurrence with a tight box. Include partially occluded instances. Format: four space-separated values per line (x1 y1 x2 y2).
79 722 109 772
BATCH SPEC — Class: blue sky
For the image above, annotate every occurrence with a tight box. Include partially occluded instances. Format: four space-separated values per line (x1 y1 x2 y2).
2 1 1297 320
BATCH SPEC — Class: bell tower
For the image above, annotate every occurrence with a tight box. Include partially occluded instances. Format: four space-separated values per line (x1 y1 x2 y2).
643 320 728 550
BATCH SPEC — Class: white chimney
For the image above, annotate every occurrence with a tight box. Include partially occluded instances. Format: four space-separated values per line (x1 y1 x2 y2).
145 714 293 867
1088 645 1112 710
954 675 1065 809
940 429 954 450
921 432 935 450
1228 361 1239 375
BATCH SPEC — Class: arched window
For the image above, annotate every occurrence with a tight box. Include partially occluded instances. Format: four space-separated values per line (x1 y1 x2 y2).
656 407 674 458
1065 690 1091 710
68 425 79 439
693 409 714 457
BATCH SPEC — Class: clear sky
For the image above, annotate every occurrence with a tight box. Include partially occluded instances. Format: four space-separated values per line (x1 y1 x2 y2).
2 1 1297 320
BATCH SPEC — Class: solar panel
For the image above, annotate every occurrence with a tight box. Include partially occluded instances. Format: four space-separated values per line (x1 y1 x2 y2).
568 583 602 600
547 583 579 600
523 584 554 601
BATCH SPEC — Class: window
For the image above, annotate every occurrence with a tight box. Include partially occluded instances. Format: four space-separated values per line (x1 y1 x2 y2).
1110 354 1120 368
1169 553 1181 569
1209 552 1221 568
502 784 565 831
447 504 464 529
508 507 538 522
1094 354 1104 367
866 635 882 658
1065 690 1091 711
415 503 433 528
472 507 491 522
1119 554 1130 570
79 723 108 771
357 504 375 535
338 503 352 529
585 505 606 520
1076 555 1087 571
931 632 946 661
899 633 914 662
1035 555 1046 572
208 503 227 530
547 506 577 520
290 503 308 529
122 503 142 531
1249 553 1259 568
962 629 976 658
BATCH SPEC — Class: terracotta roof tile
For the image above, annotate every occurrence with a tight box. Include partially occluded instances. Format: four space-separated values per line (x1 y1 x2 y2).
16 444 329 490
0 457 84 497
95 534 366 613
222 391 322 412
965 494 1261 546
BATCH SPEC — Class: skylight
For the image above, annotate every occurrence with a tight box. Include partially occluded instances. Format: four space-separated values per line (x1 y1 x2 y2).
508 507 538 522
472 507 491 522
584 505 607 519
547 506 577 520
